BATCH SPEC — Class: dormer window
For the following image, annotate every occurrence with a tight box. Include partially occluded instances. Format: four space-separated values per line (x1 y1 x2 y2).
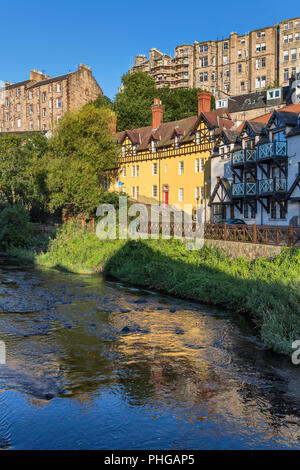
133 145 137 155
121 146 126 157
174 135 179 149
151 140 156 153
196 131 201 145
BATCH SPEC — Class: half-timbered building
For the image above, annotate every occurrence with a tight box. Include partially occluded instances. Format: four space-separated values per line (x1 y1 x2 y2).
111 92 234 216
209 104 300 225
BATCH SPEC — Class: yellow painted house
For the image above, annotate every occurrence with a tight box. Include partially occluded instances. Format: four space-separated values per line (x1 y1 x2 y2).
112 92 234 217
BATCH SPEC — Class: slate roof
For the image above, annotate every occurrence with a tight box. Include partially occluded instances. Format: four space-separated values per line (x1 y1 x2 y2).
27 72 75 89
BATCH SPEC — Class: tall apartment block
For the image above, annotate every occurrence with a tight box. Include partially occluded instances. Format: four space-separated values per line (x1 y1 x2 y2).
129 16 300 98
0 64 102 133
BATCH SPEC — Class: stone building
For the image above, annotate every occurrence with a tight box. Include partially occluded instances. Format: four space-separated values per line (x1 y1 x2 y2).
129 16 300 99
0 64 102 133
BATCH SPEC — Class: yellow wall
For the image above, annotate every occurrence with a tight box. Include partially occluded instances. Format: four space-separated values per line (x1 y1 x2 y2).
113 120 212 215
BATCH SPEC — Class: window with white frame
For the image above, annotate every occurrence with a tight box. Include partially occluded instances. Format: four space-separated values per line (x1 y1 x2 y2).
56 98 61 109
178 188 184 202
152 162 157 175
284 50 289 61
122 167 126 177
178 161 184 175
152 185 157 198
135 165 139 177
131 165 135 177
200 187 204 200
57 83 61 92
151 140 156 153
196 131 200 145
195 158 199 173
17 119 21 128
195 187 199 201
200 158 204 172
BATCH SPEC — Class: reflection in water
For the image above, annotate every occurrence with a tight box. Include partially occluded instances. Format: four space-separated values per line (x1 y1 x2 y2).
0 260 299 449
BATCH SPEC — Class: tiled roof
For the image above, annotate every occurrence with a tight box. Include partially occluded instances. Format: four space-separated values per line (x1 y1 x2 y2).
116 110 234 151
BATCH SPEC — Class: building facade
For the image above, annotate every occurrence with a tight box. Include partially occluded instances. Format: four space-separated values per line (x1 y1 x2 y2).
209 104 300 226
0 65 102 133
111 92 234 217
129 16 300 99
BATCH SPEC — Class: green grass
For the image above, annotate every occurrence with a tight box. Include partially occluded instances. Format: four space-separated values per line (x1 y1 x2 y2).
7 223 300 356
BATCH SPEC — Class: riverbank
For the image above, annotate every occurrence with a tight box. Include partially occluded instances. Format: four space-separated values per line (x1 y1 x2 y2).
7 224 300 356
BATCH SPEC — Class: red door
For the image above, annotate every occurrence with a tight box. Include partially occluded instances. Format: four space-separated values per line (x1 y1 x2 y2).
163 186 169 206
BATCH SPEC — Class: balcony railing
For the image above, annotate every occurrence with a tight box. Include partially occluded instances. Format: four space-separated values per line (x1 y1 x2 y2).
258 177 287 194
231 149 257 166
231 181 257 197
257 141 287 161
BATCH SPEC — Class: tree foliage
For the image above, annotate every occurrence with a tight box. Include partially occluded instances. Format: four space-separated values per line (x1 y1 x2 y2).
46 104 119 216
114 72 156 131
113 72 215 131
0 133 48 210
0 204 33 248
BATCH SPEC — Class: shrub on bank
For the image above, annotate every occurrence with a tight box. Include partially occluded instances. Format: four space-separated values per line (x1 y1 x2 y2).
0 204 33 248
35 226 300 355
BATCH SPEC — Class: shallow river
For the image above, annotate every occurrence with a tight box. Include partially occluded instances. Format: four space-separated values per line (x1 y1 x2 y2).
0 259 299 450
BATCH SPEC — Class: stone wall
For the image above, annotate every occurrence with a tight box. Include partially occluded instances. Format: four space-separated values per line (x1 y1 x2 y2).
205 239 285 260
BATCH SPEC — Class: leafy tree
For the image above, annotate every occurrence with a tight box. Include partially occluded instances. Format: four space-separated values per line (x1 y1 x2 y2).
93 94 114 111
114 72 156 131
0 204 33 248
113 72 215 131
0 133 48 210
46 104 119 216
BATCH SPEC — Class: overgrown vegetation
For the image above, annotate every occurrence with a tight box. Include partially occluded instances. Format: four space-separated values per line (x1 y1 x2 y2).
0 105 119 220
96 72 215 131
0 204 34 248
34 225 300 356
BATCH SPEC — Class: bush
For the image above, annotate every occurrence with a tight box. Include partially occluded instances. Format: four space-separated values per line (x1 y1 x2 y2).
0 204 33 248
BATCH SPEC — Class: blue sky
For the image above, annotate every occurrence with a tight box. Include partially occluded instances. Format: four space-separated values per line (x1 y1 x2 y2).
0 1 298 99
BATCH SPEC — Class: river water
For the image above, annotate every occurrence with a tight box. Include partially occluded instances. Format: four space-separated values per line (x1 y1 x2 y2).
0 259 299 450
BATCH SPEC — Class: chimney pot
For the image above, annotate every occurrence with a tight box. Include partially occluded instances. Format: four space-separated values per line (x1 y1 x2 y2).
151 98 164 129
198 91 212 115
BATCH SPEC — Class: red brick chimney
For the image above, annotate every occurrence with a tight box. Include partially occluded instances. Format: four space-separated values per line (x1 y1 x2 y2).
152 98 164 129
198 91 212 115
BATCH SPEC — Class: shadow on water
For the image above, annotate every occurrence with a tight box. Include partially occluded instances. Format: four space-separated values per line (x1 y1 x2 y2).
0 254 299 449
